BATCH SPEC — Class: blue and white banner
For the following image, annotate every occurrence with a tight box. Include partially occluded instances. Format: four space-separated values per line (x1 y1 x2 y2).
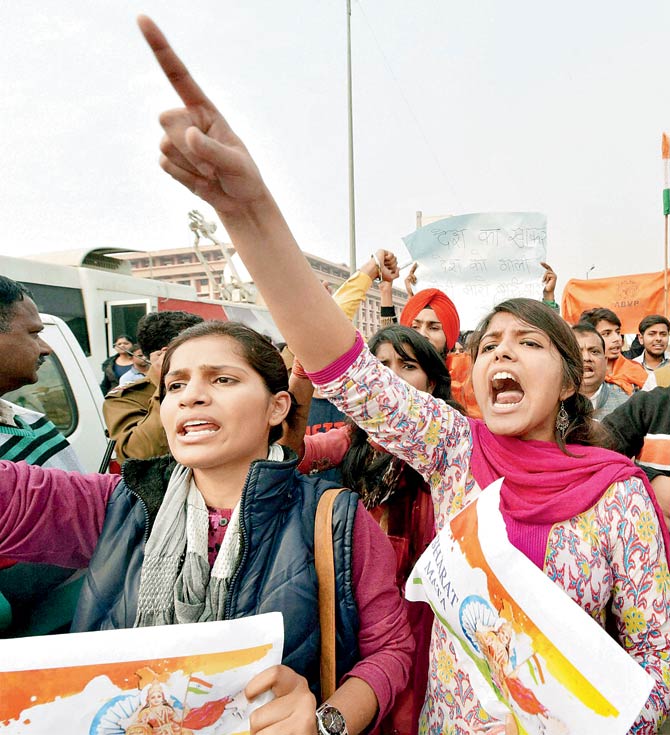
402 212 548 328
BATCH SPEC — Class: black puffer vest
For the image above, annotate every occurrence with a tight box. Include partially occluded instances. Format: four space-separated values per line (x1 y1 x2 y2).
72 451 360 695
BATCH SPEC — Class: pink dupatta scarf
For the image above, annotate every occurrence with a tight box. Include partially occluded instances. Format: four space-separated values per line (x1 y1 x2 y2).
468 418 670 569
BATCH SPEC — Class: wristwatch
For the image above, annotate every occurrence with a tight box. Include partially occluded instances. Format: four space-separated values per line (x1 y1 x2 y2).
316 703 348 735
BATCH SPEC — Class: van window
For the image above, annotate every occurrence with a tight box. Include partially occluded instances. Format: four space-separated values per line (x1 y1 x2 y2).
20 282 90 356
4 354 78 436
106 300 150 350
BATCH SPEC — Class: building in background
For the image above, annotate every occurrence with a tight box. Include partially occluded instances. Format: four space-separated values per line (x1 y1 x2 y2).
116 245 407 339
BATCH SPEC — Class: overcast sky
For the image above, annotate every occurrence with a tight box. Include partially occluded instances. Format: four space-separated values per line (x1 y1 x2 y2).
2 1 669 296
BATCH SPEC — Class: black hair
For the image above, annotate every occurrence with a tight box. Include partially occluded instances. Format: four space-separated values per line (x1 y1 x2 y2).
367 325 456 403
136 311 204 356
342 325 463 507
0 276 33 333
579 307 621 330
638 314 670 335
571 322 605 352
159 320 295 444
451 330 473 352
469 298 608 452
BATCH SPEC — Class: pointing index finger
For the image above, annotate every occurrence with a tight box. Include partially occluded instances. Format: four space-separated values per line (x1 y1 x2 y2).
138 15 216 111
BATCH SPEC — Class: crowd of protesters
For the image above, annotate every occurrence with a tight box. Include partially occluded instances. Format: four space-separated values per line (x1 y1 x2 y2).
1 14 670 735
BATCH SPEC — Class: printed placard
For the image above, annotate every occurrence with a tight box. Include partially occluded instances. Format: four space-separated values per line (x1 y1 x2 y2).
0 612 283 734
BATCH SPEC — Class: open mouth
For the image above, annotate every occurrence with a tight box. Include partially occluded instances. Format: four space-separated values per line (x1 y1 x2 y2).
179 419 220 436
491 371 524 406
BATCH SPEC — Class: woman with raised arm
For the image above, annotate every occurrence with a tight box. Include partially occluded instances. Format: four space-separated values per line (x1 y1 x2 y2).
138 16 670 732
0 321 413 735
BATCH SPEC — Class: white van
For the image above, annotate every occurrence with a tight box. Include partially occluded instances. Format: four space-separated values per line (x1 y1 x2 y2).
1 249 283 375
4 314 109 473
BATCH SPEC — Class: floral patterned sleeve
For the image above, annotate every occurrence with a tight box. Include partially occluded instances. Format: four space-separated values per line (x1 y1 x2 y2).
601 477 670 732
315 344 472 491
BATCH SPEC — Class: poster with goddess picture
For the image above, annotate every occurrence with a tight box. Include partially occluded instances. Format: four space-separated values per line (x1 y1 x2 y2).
406 479 654 735
0 612 283 734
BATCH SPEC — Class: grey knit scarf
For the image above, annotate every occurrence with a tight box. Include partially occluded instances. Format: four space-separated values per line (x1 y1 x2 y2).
134 445 283 627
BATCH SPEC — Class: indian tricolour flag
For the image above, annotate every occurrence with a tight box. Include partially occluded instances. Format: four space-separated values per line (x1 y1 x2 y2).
663 132 669 216
187 675 214 695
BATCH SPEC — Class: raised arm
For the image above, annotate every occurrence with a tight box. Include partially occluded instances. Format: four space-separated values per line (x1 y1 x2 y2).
138 16 355 372
281 364 315 457
138 15 470 494
404 262 418 298
332 250 398 322
280 250 397 456
540 261 559 312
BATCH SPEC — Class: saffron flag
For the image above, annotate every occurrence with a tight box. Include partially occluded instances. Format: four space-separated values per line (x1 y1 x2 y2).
663 132 669 216
562 270 669 332
182 696 234 729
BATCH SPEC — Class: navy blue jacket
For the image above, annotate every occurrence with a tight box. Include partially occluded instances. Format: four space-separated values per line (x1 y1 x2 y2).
72 450 360 695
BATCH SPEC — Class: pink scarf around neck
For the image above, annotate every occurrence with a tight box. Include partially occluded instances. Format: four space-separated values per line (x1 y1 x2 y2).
468 418 670 569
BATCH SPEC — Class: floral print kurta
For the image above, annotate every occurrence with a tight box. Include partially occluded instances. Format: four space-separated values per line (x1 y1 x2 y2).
316 345 670 734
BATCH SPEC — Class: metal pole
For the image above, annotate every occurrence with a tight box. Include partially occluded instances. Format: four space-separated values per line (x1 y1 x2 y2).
346 0 357 274
665 215 669 317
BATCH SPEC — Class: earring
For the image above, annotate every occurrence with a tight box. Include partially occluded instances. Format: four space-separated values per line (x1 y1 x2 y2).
556 401 569 438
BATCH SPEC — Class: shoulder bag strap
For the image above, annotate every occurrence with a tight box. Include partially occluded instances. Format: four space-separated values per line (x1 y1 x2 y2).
314 487 346 702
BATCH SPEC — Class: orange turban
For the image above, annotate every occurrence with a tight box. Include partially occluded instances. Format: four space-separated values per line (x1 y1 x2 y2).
399 289 461 351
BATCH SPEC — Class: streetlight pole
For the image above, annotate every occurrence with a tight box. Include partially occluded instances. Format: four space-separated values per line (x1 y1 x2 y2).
586 265 595 280
346 0 357 274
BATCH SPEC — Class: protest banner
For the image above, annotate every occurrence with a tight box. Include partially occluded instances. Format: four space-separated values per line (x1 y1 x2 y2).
406 479 653 734
402 213 547 328
0 612 283 734
562 271 669 333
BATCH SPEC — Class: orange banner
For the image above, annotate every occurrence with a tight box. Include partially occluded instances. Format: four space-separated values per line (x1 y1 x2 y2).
561 271 670 333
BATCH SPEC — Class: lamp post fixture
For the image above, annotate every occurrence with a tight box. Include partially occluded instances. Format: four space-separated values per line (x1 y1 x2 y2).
187 210 253 302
